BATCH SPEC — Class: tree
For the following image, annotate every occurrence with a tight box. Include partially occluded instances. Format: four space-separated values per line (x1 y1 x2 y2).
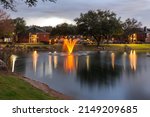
123 18 142 31
75 10 123 46
42 26 53 33
51 23 77 36
0 0 56 11
122 18 142 36
0 9 14 39
13 17 26 42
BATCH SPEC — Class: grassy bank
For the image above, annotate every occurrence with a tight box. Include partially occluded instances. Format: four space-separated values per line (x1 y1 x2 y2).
1 43 150 52
0 72 57 100
99 44 150 53
105 44 150 50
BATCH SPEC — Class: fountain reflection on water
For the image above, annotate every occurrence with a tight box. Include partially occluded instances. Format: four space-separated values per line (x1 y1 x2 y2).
64 54 76 72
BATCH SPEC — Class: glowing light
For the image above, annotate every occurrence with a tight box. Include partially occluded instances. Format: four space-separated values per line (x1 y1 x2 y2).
53 55 58 69
111 52 115 69
30 34 38 43
32 51 38 73
63 39 78 54
10 55 17 72
86 55 90 71
129 33 137 42
122 52 127 70
64 54 75 72
48 55 53 76
129 50 137 71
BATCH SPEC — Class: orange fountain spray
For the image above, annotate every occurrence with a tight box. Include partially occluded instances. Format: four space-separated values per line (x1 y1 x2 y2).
63 39 78 54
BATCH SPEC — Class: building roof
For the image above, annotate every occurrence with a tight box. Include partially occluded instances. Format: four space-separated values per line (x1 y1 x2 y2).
26 26 46 33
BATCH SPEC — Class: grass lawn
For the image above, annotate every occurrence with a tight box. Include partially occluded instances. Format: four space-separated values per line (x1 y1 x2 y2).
19 43 150 50
1 43 150 52
0 73 57 100
106 44 150 49
98 44 150 51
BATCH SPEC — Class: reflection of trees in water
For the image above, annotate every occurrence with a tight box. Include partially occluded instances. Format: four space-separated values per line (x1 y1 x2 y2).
76 52 148 88
76 53 123 88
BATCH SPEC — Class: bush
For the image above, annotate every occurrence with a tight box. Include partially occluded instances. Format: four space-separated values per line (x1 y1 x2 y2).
40 41 49 45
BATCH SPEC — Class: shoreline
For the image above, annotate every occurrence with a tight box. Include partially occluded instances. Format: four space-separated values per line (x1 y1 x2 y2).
23 76 73 100
0 71 73 100
1 44 150 53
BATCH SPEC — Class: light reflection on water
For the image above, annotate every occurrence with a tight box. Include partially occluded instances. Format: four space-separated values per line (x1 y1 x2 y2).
48 55 53 76
122 52 127 70
53 55 58 69
129 50 137 71
12 50 150 99
111 52 115 69
32 51 38 73
64 54 76 73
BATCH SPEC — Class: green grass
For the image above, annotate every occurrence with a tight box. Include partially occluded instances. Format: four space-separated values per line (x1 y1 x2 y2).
106 44 150 49
1 43 150 51
100 44 150 51
0 73 57 100
126 44 150 49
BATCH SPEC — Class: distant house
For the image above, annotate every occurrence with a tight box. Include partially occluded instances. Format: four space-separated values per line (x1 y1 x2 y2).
0 37 13 43
18 26 50 43
125 27 146 43
145 28 150 43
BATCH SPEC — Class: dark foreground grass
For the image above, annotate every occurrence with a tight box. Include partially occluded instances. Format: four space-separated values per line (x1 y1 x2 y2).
0 73 56 100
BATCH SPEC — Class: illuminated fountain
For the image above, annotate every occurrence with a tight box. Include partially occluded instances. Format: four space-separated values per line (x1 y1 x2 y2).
63 38 78 54
10 55 17 72
62 38 78 72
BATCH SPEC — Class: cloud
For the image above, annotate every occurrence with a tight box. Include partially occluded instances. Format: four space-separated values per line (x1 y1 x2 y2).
26 17 75 27
4 0 150 27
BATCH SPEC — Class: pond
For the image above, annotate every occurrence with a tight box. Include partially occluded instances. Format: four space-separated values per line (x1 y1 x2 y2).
10 50 150 99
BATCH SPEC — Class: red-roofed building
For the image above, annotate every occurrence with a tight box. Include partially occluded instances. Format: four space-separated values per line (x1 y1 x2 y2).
18 26 50 43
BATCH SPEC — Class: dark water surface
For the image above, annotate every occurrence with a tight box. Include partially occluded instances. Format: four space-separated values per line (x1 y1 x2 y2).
12 50 150 99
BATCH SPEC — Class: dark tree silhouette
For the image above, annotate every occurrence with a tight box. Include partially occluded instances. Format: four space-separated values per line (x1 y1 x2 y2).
75 10 123 46
0 0 56 11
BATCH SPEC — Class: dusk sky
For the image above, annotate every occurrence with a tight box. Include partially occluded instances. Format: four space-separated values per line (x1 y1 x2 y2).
3 0 150 27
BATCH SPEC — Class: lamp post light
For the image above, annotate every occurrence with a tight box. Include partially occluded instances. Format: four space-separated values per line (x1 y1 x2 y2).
12 32 15 43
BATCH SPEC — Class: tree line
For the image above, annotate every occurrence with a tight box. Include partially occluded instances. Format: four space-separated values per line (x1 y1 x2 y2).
0 7 142 46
